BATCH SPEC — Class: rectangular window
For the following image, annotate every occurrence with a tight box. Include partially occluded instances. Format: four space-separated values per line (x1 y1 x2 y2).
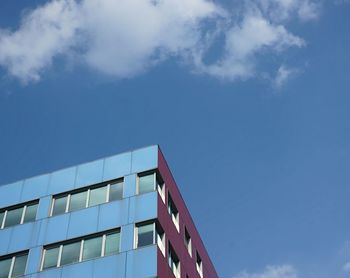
184 227 192 257
69 191 87 212
168 243 180 278
42 247 60 270
11 254 28 277
109 181 123 201
51 196 68 216
82 236 103 260
104 232 120 256
0 201 39 229
156 223 165 256
138 172 156 194
60 242 81 266
41 229 120 271
4 207 23 228
0 251 28 278
196 251 203 278
135 221 155 248
168 194 179 232
89 186 107 207
23 203 38 223
50 179 124 217
157 176 165 203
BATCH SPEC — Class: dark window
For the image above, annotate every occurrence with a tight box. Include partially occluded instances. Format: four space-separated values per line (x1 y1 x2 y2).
60 242 81 266
109 181 123 201
136 222 154 248
52 196 67 216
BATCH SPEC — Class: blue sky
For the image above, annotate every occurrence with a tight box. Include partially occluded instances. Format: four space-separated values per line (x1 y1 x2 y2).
0 0 350 277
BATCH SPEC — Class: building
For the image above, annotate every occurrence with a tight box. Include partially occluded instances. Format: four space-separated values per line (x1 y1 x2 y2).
0 145 218 278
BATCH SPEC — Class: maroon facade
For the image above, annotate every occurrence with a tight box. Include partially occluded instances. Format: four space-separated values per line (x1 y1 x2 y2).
157 148 218 278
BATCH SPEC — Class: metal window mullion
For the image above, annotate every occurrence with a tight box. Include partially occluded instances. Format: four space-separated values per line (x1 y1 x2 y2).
153 222 156 245
101 234 106 257
86 190 90 208
40 249 46 271
152 172 156 191
79 240 84 262
8 256 16 278
66 195 71 213
20 205 27 224
50 198 55 217
1 210 7 229
106 184 111 203
57 245 63 267
134 226 138 249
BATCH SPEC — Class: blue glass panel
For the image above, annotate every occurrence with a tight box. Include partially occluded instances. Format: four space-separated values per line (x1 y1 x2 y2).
67 206 98 238
125 246 157 278
48 167 77 195
103 152 132 181
128 192 157 224
131 146 158 173
75 160 104 189
93 253 126 278
97 200 129 232
0 181 23 208
21 175 49 202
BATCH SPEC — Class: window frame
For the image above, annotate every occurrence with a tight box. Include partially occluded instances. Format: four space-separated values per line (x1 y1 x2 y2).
0 251 29 278
184 226 192 257
0 200 39 230
40 228 121 271
134 220 156 249
50 178 124 217
196 251 203 278
167 193 180 232
168 242 181 278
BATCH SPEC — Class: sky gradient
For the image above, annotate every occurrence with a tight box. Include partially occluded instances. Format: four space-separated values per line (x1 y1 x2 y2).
0 0 350 277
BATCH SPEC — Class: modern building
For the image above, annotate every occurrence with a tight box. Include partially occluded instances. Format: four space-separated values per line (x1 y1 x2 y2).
0 145 218 278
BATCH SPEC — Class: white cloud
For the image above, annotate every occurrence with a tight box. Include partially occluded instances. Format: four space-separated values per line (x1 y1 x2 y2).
0 0 320 85
257 0 320 22
233 265 298 278
273 65 299 88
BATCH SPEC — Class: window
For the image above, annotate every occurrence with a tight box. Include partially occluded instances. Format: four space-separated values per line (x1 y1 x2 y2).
196 251 203 278
69 191 88 212
42 247 60 269
0 251 28 278
134 220 165 254
157 176 165 203
184 227 192 257
135 221 155 248
167 194 179 231
89 186 107 207
50 179 124 216
60 242 81 266
51 196 67 216
156 223 165 256
104 232 120 256
108 181 123 201
138 172 156 194
0 201 39 229
168 243 180 278
41 229 120 271
82 237 102 260
23 203 38 223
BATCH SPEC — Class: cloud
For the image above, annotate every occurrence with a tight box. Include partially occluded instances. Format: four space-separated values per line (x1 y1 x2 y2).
273 65 299 88
0 0 320 85
233 265 298 278
195 12 305 81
